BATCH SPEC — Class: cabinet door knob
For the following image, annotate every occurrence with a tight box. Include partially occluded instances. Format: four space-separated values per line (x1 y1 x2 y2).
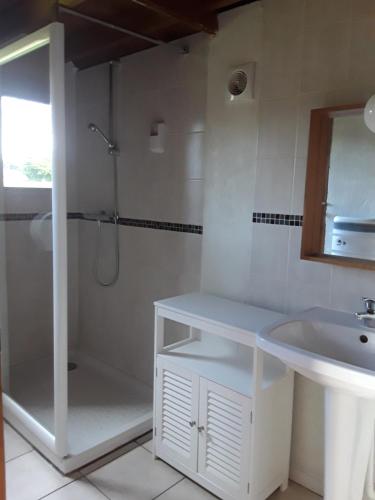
198 425 205 432
189 421 196 428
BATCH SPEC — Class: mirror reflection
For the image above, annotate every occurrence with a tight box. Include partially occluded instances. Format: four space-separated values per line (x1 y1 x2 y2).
324 110 375 260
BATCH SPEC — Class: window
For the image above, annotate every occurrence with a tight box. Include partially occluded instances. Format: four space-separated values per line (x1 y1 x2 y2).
1 96 52 188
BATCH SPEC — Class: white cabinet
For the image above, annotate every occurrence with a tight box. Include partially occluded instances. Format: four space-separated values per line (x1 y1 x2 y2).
155 359 252 499
155 360 199 472
153 293 294 500
198 379 252 499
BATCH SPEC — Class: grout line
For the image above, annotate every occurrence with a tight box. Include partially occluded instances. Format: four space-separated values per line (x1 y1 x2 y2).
140 442 153 454
5 448 34 464
36 468 80 500
151 477 185 500
37 479 80 500
36 473 110 500
84 476 112 500
79 440 140 476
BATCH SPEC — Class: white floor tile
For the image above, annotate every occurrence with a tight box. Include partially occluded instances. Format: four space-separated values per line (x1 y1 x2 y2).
42 477 108 499
6 450 73 500
80 441 138 475
86 446 182 500
268 481 322 499
135 432 153 453
156 478 216 499
3 423 32 462
141 439 153 453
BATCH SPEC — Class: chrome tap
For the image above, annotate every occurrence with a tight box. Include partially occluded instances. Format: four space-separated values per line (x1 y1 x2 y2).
355 297 375 327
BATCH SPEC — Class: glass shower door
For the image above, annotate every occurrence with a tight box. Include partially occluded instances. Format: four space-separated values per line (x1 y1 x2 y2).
0 23 68 457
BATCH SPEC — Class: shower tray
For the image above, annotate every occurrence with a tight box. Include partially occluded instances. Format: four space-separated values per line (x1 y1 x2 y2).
4 350 153 473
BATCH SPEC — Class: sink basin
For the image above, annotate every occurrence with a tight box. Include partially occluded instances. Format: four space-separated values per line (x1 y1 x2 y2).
258 307 375 399
257 307 375 500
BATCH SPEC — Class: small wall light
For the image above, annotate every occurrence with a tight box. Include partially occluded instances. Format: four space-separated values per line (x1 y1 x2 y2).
364 95 375 132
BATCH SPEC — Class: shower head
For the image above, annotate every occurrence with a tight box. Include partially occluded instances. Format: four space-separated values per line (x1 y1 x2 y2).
88 122 99 133
88 122 118 154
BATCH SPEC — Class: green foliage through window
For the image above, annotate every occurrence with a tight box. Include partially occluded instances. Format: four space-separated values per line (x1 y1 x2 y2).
1 96 52 188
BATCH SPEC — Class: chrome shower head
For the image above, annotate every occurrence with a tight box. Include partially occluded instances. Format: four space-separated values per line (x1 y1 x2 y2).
88 123 98 133
88 122 118 154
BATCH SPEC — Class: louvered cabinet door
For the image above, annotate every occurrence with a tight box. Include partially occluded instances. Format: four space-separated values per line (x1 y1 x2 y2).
198 379 252 500
155 359 199 472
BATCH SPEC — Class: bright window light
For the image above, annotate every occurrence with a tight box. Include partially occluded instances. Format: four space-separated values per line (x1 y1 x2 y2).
1 96 52 188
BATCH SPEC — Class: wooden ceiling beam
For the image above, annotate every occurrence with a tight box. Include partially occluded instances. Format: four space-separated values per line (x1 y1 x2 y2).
59 0 85 6
212 0 254 12
128 0 218 35
66 32 152 68
0 0 57 48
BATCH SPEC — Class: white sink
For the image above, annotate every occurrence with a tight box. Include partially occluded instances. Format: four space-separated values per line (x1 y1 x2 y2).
257 307 375 500
258 307 375 399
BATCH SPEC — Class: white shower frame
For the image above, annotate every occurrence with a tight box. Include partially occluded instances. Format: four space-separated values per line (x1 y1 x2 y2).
0 22 68 458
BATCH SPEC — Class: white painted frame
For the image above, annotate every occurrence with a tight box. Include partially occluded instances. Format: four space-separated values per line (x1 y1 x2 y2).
0 23 68 458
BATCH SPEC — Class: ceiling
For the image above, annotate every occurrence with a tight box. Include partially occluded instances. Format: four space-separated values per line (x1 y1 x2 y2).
0 0 253 69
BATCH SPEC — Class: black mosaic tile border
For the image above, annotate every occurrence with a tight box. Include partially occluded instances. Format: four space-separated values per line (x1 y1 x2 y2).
0 212 203 234
0 213 36 221
0 212 83 221
252 212 303 227
118 217 203 234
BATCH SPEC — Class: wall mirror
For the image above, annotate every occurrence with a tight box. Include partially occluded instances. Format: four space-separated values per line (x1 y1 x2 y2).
301 102 375 270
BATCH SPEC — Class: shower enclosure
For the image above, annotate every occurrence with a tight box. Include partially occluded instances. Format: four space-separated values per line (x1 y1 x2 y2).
0 23 152 473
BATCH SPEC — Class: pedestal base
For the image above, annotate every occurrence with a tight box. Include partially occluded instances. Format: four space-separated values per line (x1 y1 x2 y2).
325 388 375 500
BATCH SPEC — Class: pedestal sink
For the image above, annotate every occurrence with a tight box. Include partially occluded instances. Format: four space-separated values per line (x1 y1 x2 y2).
257 308 375 500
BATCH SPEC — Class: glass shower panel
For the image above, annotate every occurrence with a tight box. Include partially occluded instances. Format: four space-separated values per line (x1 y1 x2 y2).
0 44 55 427
0 24 68 456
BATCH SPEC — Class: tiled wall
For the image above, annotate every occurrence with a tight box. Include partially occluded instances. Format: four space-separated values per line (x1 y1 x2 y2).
201 0 375 494
75 34 207 385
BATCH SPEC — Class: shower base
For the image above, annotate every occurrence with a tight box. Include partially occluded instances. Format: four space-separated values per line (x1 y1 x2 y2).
3 350 153 473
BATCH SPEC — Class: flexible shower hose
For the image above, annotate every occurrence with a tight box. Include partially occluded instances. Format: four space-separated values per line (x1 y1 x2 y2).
93 215 120 286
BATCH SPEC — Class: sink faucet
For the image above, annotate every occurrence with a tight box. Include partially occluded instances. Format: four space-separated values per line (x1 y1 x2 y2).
355 297 375 327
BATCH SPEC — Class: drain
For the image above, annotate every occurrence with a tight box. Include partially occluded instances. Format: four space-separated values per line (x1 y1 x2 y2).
68 362 78 371
360 335 368 344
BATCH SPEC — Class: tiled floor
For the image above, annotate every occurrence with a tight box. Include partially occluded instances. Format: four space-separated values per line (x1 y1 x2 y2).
4 425 322 500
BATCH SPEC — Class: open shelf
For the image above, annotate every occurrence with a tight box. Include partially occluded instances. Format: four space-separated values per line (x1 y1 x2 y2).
159 339 286 397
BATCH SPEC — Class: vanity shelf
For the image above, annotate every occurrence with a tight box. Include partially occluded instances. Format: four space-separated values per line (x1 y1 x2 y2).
159 338 286 397
153 293 294 500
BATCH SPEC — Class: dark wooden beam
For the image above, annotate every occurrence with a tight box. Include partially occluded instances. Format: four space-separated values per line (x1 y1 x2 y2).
0 0 57 47
59 0 85 6
68 35 153 68
129 0 218 35
210 0 254 12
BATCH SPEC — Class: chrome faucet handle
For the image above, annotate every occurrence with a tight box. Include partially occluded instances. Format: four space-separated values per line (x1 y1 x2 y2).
362 297 375 314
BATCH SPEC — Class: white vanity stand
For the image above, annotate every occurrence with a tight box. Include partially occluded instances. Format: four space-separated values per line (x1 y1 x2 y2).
153 293 294 500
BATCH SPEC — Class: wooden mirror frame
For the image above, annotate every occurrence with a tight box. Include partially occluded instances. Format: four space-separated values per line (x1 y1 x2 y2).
300 102 375 270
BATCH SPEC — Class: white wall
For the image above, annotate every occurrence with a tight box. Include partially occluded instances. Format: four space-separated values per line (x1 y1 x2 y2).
75 34 207 386
201 1 375 494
